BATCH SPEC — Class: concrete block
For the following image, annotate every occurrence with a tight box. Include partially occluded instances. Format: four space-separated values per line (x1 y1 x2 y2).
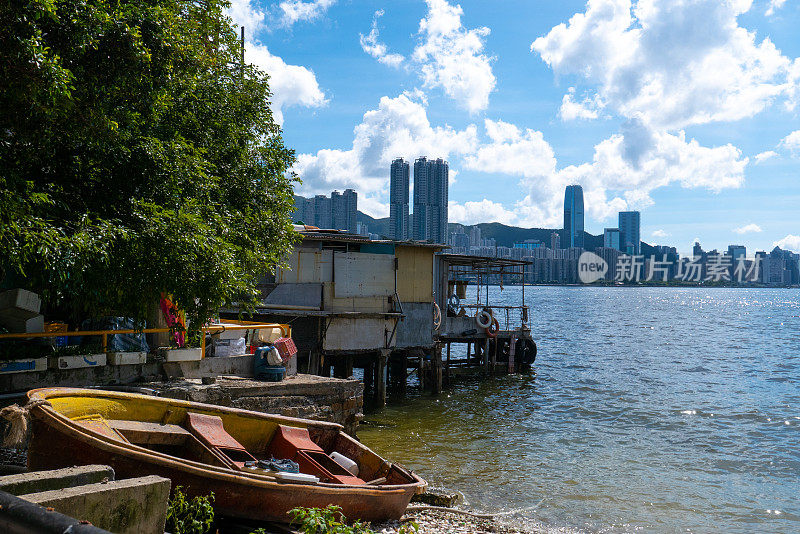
107 351 147 365
0 313 44 333
163 353 253 378
0 357 47 374
0 465 115 496
58 353 107 369
21 475 171 534
162 347 202 362
0 288 41 317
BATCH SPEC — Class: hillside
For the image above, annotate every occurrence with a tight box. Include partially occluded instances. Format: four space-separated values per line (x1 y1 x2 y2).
355 212 656 253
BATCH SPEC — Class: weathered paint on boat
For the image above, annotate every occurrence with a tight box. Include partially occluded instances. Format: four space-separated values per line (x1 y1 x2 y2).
26 388 425 523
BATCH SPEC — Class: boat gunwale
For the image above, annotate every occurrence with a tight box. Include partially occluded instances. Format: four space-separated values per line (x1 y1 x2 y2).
27 387 425 496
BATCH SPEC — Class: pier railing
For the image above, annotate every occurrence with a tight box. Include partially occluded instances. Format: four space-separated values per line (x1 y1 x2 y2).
455 304 529 331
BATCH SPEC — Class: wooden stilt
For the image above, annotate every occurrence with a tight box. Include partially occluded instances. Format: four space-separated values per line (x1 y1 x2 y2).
483 338 490 373
433 344 443 394
364 360 374 397
345 355 354 379
490 337 497 375
445 343 451 386
376 349 388 407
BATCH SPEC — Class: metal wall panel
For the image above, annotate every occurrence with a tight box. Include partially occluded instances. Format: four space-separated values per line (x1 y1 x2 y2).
277 250 333 284
323 317 396 351
333 252 395 298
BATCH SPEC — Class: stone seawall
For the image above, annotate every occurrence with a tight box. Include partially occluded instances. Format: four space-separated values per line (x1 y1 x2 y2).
150 375 364 436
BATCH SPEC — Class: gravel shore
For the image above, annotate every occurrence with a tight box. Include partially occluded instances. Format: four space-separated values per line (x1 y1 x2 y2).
374 509 530 534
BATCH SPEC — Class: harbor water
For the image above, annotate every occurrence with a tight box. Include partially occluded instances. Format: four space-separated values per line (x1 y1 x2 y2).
360 286 800 533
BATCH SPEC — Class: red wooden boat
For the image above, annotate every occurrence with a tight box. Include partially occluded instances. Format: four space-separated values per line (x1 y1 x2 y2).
26 387 425 523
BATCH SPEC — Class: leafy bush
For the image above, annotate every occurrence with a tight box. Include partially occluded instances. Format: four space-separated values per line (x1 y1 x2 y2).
165 487 214 534
288 506 418 534
289 506 374 534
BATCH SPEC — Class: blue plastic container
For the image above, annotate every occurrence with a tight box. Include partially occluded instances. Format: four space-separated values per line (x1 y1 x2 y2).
254 346 285 381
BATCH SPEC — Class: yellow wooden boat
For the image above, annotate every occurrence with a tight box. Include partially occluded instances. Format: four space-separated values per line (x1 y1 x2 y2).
26 387 425 523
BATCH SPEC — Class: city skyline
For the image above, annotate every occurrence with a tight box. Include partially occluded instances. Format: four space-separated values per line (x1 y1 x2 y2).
228 1 800 257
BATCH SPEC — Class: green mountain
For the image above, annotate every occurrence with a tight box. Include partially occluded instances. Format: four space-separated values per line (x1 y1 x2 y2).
356 212 657 253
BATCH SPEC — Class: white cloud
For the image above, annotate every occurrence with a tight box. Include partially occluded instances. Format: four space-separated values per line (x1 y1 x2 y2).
652 229 669 237
278 0 335 26
295 101 747 226
560 87 604 120
532 0 799 129
449 199 519 225
527 119 749 224
765 0 786 17
360 10 405 68
464 119 557 178
733 223 763 234
754 150 778 162
292 93 478 217
779 130 800 155
411 0 496 113
227 0 267 33
225 0 327 125
246 43 327 125
774 235 800 252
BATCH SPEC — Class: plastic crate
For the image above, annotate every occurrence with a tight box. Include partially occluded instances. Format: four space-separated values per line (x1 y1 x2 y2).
273 337 297 362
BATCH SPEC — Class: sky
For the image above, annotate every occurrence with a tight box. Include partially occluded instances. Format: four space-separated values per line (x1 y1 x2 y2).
227 0 800 256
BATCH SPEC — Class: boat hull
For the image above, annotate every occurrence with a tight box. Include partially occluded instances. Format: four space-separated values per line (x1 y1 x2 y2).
26 388 424 523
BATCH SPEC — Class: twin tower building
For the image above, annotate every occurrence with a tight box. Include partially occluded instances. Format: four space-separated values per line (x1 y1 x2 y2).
390 157 449 244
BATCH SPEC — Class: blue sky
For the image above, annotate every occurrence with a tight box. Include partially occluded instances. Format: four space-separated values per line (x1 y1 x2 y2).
228 0 799 255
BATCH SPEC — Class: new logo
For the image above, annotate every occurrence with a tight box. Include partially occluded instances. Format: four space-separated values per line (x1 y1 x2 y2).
578 251 608 283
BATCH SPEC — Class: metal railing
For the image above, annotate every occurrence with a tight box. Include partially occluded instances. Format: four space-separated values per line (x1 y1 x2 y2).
453 304 529 331
0 323 291 360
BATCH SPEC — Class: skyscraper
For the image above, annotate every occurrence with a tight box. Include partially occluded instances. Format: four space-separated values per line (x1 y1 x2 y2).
342 189 357 234
389 158 410 240
412 157 449 243
618 211 641 255
550 231 560 251
604 228 621 250
563 185 584 249
313 195 331 228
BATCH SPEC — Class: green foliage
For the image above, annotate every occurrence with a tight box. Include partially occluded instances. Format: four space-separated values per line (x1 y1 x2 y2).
165 487 214 534
0 0 299 326
289 506 376 534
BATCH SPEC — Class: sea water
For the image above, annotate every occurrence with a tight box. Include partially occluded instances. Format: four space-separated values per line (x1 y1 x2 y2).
359 286 800 533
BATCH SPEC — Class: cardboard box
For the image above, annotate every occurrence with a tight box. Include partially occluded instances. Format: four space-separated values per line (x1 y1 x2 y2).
0 357 47 374
107 351 148 365
0 314 44 333
0 289 41 318
58 353 107 369
162 347 202 362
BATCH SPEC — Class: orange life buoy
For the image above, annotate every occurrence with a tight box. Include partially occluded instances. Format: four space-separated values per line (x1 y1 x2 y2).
486 317 499 338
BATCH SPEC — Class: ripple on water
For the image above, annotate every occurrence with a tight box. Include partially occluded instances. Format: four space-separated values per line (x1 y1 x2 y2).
360 287 800 534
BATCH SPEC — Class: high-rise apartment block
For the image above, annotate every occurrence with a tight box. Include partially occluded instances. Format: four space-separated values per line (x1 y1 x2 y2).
412 157 449 244
389 158 410 240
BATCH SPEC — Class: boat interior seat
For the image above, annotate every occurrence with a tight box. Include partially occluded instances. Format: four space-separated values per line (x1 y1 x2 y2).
107 420 192 447
266 425 365 485
185 412 257 469
73 414 130 443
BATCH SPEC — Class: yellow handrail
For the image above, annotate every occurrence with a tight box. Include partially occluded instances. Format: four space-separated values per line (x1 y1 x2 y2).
0 323 292 360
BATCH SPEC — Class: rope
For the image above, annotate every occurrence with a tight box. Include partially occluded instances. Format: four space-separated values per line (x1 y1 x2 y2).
0 399 51 448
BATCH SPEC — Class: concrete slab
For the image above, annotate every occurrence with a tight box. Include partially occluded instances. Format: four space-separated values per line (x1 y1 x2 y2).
21 475 171 534
0 465 115 496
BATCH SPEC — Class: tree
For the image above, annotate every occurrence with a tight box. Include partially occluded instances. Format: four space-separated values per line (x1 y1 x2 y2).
0 0 299 327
